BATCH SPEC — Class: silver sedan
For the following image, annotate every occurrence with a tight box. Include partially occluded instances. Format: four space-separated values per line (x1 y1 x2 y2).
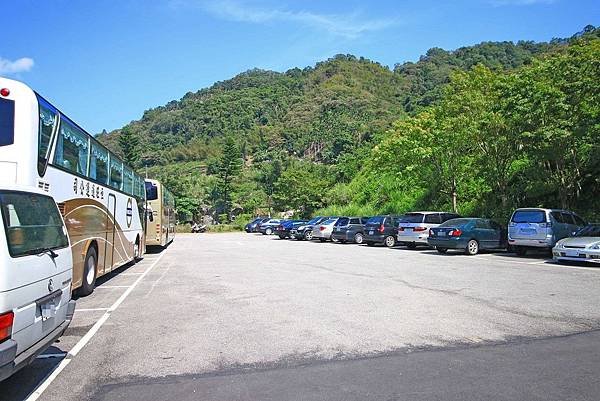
553 224 600 264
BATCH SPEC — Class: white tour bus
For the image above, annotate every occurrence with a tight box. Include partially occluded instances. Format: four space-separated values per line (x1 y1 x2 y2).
0 77 146 296
0 186 75 381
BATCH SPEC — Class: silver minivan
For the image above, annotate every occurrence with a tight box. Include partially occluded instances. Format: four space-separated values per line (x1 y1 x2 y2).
0 187 75 381
508 208 586 256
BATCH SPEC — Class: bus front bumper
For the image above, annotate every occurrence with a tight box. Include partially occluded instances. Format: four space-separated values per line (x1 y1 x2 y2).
0 300 75 382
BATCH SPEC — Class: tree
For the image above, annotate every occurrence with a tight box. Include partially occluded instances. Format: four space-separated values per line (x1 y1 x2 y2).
216 136 242 222
118 127 140 166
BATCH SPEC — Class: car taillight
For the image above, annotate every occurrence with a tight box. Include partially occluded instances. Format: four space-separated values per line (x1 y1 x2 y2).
450 229 462 237
0 88 10 97
398 227 405 232
319 226 326 231
378 224 385 233
540 222 552 228
413 226 427 232
429 229 434 237
0 311 14 342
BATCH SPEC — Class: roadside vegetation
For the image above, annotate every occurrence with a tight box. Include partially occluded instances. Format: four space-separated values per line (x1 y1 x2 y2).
100 26 599 224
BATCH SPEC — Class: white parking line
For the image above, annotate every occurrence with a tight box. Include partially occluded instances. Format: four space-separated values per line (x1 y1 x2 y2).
119 272 143 276
24 251 166 401
75 308 109 312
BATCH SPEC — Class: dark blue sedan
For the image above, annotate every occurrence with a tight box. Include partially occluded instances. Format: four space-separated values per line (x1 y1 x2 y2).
428 218 507 255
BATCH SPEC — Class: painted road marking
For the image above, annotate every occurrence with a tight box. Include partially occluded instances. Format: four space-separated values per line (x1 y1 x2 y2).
75 308 110 312
24 250 167 401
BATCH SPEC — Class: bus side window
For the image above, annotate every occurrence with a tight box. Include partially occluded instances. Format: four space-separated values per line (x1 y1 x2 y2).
54 118 89 175
109 157 123 190
89 142 109 184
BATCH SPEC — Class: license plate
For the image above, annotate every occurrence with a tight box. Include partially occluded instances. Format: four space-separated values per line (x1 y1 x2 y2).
41 301 58 321
565 250 579 257
438 231 446 236
369 230 374 235
520 228 536 235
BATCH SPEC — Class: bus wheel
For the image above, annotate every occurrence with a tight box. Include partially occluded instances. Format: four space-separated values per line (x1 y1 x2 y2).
78 247 97 296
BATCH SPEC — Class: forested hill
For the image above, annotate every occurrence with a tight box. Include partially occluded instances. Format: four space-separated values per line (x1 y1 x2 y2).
99 33 575 167
99 25 599 223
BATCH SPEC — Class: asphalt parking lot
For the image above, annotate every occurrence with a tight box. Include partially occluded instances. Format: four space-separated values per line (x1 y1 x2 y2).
3 232 600 401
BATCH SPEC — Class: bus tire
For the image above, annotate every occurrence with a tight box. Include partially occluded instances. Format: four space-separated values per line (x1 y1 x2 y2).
78 247 97 296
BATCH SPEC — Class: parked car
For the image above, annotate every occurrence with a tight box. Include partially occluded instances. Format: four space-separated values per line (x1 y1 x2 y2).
274 220 307 239
508 208 586 256
0 187 76 381
363 215 403 247
291 216 328 240
245 217 269 233
331 216 369 244
428 217 507 255
397 212 461 249
312 217 339 242
258 219 283 235
552 224 600 264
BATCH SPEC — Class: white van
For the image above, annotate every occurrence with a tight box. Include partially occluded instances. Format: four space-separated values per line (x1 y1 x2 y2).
0 186 75 381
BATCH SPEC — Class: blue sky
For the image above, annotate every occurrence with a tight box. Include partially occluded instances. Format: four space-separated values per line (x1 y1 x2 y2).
2 0 598 134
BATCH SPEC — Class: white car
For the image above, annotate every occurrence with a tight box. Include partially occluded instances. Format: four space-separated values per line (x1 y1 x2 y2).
312 217 339 242
397 212 460 249
553 224 600 264
0 186 75 381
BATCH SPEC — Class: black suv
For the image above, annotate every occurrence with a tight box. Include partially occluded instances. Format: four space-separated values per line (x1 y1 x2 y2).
363 215 403 247
331 216 370 244
291 216 328 240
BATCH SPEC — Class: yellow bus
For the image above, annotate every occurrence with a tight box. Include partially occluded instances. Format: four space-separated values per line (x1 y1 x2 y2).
144 179 176 247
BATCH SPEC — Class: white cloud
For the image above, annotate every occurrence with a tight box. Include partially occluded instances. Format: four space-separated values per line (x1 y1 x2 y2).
0 57 34 75
198 0 397 39
490 0 556 6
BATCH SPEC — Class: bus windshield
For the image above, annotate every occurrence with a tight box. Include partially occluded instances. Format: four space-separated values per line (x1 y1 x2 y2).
0 97 15 147
0 191 69 257
145 181 158 200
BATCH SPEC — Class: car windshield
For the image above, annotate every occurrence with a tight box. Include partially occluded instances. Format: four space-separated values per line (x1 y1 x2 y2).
439 218 473 228
0 191 69 257
512 210 547 223
574 225 600 237
366 216 384 225
322 218 337 225
398 213 424 223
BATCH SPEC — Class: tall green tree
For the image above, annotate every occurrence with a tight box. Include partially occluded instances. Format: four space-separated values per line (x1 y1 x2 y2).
216 136 242 221
118 127 140 166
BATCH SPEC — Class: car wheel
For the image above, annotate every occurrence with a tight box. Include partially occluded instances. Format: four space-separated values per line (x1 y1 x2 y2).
278 235 286 239
436 247 448 254
354 233 364 244
305 230 313 241
407 243 417 250
384 235 396 248
265 227 273 235
515 246 527 256
466 239 479 256
78 247 97 296
366 241 375 247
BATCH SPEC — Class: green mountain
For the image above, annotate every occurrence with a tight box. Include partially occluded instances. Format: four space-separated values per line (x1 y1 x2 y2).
99 25 599 223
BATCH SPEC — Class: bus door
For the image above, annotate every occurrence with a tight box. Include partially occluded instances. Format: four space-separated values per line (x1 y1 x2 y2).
104 194 117 273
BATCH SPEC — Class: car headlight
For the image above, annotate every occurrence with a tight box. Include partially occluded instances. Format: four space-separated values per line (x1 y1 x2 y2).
298 226 306 230
590 242 600 250
556 241 565 249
